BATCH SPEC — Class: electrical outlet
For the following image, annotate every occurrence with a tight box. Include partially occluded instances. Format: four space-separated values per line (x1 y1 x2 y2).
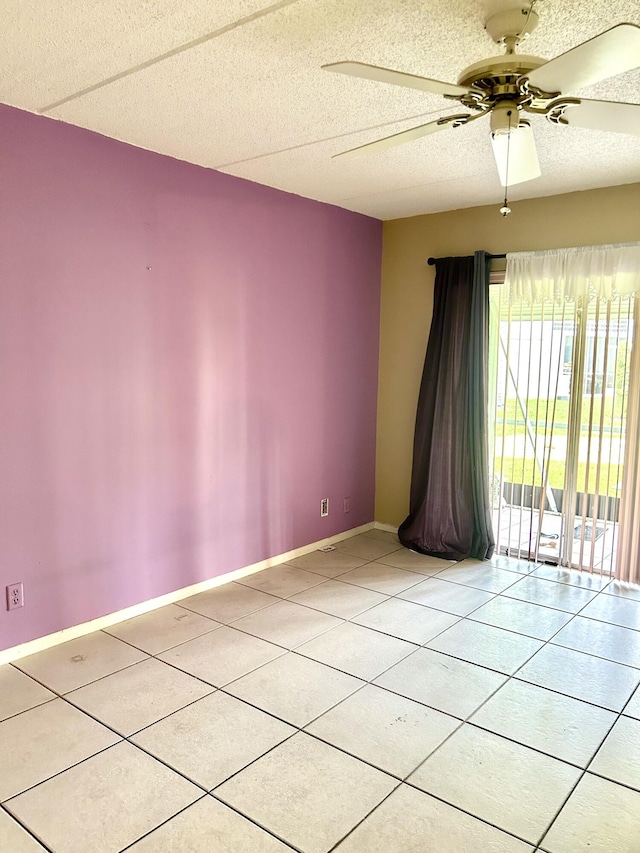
6 582 24 611
343 496 351 513
320 498 329 517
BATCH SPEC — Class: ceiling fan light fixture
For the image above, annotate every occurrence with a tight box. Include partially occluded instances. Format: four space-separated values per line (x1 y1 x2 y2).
491 121 541 186
490 101 520 135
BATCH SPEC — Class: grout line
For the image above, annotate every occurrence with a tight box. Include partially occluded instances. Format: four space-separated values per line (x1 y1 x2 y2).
1 740 122 806
508 671 639 715
0 802 55 852
9 654 152 704
208 791 303 852
582 766 640 796
116 793 210 852
324 784 404 852
397 780 541 849
0 695 58 726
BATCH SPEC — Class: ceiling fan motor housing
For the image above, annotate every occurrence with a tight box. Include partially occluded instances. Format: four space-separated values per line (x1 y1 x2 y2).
490 100 521 135
457 54 547 110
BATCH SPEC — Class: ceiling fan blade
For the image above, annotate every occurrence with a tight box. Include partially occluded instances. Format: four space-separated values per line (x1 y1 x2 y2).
526 23 640 96
491 124 541 187
322 61 478 99
555 98 640 135
334 113 472 160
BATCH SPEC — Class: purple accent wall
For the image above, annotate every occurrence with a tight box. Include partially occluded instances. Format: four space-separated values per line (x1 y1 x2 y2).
0 105 382 651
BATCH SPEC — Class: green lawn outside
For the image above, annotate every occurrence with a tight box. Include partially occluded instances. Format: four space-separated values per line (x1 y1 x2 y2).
494 396 627 499
495 457 624 498
496 396 626 438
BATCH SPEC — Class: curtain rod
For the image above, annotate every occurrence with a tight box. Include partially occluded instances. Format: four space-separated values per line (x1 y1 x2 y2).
427 252 506 265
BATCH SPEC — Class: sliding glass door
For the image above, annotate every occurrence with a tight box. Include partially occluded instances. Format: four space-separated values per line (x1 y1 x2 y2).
489 288 634 574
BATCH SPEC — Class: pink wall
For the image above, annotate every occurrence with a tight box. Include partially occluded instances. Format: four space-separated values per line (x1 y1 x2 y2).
0 104 382 651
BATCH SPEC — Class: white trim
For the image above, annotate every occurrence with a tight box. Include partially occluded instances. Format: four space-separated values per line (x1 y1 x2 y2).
373 521 399 533
1 522 374 666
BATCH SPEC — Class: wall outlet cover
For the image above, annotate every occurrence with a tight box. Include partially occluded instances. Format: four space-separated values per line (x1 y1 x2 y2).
6 582 24 611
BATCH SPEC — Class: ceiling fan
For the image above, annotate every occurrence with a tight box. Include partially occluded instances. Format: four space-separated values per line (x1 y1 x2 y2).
322 4 640 204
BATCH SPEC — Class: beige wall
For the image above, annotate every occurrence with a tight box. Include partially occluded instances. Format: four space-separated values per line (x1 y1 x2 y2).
375 182 640 526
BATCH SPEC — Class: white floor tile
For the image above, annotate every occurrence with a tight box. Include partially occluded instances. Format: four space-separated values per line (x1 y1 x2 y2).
488 555 537 574
502 576 598 613
0 666 55 722
65 658 213 735
589 716 640 791
352 598 459 645
225 652 364 727
334 784 534 853
552 616 640 668
398 578 494 616
0 810 48 852
5 742 200 853
132 692 295 789
471 597 573 641
215 733 396 853
580 594 640 630
288 579 387 619
306 683 460 778
178 582 279 623
541 773 640 853
517 644 640 711
127 795 292 852
532 565 611 590
470 679 616 767
230 600 342 649
409 724 580 844
337 563 424 595
285 550 367 577
104 604 220 654
604 582 640 602
625 684 640 719
427 620 543 675
237 565 326 598
375 550 454 575
434 562 522 593
158 627 285 686
364 529 401 544
374 648 506 719
14 632 147 694
0 698 119 801
336 534 402 560
297 622 417 681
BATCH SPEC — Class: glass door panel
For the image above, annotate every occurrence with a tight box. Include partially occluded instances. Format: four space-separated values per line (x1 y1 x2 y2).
489 288 633 575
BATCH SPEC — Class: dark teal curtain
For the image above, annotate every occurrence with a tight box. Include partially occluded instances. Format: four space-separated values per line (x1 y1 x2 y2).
398 251 495 561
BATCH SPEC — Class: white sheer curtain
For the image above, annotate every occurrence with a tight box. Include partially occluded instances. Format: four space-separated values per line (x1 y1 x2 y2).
505 243 640 584
505 243 640 304
617 298 640 585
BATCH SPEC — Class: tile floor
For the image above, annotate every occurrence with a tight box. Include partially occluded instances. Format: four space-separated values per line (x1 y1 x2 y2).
2 529 640 852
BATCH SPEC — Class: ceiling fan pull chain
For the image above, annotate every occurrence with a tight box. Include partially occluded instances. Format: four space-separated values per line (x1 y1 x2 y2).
500 111 513 217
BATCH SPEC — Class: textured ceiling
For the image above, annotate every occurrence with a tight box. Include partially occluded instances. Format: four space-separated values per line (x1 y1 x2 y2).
2 0 639 219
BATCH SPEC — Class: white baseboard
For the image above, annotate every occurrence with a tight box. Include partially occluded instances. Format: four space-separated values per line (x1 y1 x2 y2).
1 522 374 666
373 521 399 533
